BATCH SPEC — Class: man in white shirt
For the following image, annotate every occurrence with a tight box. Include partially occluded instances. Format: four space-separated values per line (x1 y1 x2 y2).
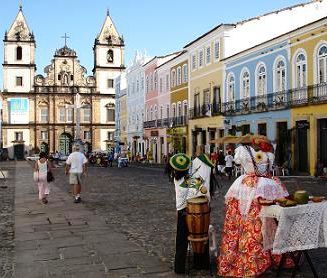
65 144 88 203
225 150 234 180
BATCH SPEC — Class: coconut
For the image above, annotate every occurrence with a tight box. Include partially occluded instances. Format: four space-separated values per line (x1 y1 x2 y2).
293 190 309 204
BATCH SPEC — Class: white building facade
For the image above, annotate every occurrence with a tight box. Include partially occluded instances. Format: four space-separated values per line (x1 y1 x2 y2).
126 51 150 158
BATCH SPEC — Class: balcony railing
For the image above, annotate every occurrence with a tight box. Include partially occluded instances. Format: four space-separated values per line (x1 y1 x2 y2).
143 120 157 128
189 103 222 119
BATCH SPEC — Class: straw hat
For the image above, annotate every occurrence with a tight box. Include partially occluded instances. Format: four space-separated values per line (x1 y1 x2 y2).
169 153 191 171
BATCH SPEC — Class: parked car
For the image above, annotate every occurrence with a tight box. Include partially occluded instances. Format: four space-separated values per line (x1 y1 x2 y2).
26 154 40 161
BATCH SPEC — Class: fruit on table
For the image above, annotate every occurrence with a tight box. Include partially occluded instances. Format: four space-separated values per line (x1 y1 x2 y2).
293 190 309 204
284 200 297 207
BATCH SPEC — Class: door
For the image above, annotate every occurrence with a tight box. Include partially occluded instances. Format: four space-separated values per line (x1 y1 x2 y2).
13 144 24 160
318 119 327 166
276 122 288 166
59 133 72 155
296 121 308 173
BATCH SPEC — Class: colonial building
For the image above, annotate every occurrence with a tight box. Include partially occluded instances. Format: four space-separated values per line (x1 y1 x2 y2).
125 51 150 158
2 7 124 159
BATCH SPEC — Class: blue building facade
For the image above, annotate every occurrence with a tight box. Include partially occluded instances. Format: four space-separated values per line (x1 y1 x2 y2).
223 40 292 165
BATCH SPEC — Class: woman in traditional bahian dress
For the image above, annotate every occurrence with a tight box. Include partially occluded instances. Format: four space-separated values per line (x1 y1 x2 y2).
217 136 289 277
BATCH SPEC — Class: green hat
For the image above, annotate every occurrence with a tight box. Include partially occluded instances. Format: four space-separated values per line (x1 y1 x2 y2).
198 154 214 168
170 153 191 171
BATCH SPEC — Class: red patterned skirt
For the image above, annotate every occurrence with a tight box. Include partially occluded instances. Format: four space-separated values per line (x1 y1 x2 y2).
217 198 271 277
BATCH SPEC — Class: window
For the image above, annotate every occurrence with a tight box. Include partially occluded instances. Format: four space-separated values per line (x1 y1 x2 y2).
275 59 286 92
241 69 250 99
146 76 149 93
166 104 170 119
154 105 158 120
84 131 91 140
160 105 163 119
150 107 153 120
166 74 169 91
67 108 73 122
154 72 158 91
107 49 114 63
136 80 139 92
107 132 114 141
182 64 188 83
199 49 204 67
194 93 200 109
192 54 197 70
172 104 176 118
40 107 48 122
16 76 23 86
107 79 114 88
206 45 211 64
227 74 235 101
204 89 210 105
171 70 176 88
16 46 22 60
141 77 144 90
256 64 266 95
177 67 182 85
41 131 48 140
295 53 306 88
214 41 220 61
59 107 65 122
318 45 327 83
150 73 153 91
177 102 182 117
159 78 163 93
83 107 91 122
258 123 267 136
183 101 188 116
106 105 115 122
15 132 23 141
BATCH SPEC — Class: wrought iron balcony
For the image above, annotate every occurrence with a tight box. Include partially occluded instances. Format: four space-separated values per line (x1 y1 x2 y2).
170 116 188 127
143 120 157 128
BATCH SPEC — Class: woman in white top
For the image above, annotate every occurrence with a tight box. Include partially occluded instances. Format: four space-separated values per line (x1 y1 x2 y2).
34 152 52 204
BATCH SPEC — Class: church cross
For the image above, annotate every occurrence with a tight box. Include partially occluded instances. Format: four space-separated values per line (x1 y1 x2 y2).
61 33 70 46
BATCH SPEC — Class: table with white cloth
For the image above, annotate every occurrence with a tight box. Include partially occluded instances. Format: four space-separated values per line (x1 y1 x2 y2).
260 201 327 277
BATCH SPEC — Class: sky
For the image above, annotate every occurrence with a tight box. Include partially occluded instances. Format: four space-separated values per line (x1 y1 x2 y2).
0 0 309 88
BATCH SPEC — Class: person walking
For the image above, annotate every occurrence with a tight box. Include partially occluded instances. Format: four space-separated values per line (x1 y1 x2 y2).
65 144 88 203
224 150 234 180
34 152 52 204
216 150 225 177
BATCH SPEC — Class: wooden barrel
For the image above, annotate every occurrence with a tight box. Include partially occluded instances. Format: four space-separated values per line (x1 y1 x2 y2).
186 196 210 254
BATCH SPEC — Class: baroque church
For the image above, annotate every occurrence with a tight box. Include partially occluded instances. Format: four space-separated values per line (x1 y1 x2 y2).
1 6 125 159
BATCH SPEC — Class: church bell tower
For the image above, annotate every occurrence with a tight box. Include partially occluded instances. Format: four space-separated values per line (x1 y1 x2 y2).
93 9 125 95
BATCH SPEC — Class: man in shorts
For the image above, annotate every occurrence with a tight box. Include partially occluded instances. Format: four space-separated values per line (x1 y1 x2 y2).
65 144 88 203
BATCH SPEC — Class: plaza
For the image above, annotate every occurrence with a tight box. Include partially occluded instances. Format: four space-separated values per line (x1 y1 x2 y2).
1 161 327 277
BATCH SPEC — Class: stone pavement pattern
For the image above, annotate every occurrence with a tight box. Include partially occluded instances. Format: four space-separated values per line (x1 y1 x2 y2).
0 161 327 277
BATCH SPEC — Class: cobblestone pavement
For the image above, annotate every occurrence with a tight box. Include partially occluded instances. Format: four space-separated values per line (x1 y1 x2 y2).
1 161 327 277
0 162 15 278
56 163 327 277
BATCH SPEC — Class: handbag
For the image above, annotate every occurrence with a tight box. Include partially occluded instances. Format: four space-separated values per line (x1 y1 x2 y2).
33 171 39 182
47 171 54 182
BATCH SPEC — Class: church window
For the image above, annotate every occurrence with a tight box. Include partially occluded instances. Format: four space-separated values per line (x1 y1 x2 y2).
59 107 65 122
16 46 22 60
41 131 48 140
40 107 49 122
106 103 115 122
15 132 23 141
107 79 114 88
83 107 91 122
107 49 114 63
16 76 23 86
67 108 73 122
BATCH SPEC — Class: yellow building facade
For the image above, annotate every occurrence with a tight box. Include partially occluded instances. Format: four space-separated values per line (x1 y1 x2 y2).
290 18 327 175
184 26 229 156
169 53 189 154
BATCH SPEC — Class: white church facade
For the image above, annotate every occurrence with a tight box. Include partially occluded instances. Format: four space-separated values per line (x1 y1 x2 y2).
1 7 125 159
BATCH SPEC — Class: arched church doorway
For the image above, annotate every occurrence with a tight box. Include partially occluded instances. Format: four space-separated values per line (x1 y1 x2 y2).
59 133 72 155
40 142 49 155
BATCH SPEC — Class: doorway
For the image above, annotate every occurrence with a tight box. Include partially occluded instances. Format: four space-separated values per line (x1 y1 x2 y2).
318 119 327 167
13 144 24 160
296 121 309 173
59 133 72 155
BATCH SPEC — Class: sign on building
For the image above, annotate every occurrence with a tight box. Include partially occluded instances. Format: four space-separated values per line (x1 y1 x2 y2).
9 98 29 124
